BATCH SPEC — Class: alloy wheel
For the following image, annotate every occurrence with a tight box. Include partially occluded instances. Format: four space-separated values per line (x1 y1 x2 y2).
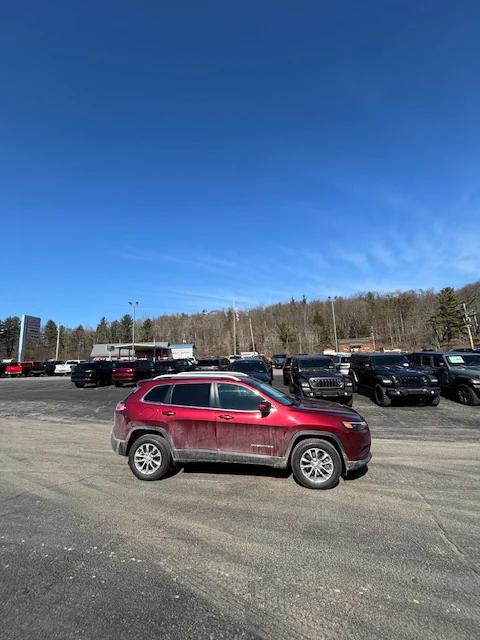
299 448 334 484
134 443 163 475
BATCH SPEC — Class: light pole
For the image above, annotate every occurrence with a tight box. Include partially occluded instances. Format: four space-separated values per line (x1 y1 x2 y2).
128 301 139 358
328 296 339 353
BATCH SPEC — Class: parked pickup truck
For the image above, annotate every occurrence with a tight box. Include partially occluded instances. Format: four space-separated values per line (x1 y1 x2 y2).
54 360 84 375
5 362 34 377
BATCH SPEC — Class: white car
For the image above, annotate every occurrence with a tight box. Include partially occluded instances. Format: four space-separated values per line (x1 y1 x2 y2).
332 354 351 377
54 360 83 375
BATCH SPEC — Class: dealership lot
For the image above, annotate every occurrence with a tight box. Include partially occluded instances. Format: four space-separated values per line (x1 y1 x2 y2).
0 375 479 640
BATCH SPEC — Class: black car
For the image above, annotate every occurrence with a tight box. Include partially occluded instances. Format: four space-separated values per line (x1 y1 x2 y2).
0 361 7 377
407 351 480 406
349 352 440 407
30 361 48 376
229 358 273 384
45 360 62 376
272 354 287 369
152 359 195 376
71 361 113 388
286 355 353 406
196 357 230 371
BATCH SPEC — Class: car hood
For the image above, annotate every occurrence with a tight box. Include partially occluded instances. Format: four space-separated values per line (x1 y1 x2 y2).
299 368 342 380
245 371 270 381
374 366 423 376
292 398 364 420
452 366 480 377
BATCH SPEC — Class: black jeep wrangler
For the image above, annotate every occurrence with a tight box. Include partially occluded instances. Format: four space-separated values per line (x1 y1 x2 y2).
349 352 440 407
407 351 480 406
286 355 353 406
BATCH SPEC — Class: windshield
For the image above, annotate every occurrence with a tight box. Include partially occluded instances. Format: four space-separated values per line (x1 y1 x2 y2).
113 361 136 368
371 355 410 367
298 358 333 369
248 379 297 406
232 360 266 373
75 362 97 370
447 354 480 367
197 359 218 366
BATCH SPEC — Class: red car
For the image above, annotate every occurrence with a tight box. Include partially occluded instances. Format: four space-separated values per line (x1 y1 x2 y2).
111 372 371 490
5 361 34 377
111 360 155 387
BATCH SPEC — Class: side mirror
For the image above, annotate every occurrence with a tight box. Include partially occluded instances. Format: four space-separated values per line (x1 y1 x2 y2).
258 400 272 416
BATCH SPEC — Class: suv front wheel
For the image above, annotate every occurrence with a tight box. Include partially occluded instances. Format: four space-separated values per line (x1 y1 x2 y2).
128 434 172 481
456 384 480 406
374 384 392 407
291 439 342 490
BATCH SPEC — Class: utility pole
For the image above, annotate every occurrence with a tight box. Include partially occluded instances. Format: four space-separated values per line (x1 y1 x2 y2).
55 324 61 361
329 296 339 353
232 300 237 355
129 301 139 358
248 316 256 352
462 303 475 349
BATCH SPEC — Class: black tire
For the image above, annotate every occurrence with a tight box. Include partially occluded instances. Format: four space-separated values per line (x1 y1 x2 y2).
456 384 480 406
291 438 342 490
343 397 353 407
349 376 357 393
128 435 172 481
289 382 296 394
114 382 122 387
96 378 104 387
283 376 288 386
374 385 392 407
429 395 441 406
75 382 85 388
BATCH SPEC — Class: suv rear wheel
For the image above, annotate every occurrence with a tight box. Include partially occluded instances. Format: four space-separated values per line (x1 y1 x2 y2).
291 439 342 490
128 435 172 481
374 384 392 407
457 384 480 406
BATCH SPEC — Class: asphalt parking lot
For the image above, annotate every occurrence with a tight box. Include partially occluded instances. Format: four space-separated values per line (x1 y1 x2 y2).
1 373 479 640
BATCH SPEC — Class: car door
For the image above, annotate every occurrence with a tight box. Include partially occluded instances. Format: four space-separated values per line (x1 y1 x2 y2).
213 382 276 456
164 382 217 452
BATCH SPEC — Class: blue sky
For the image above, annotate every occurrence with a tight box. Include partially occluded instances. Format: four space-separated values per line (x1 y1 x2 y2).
1 1 479 327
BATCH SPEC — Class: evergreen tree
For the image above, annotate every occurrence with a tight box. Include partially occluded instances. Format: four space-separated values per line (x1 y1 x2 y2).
119 314 133 342
139 318 154 341
0 316 21 358
109 320 122 343
277 322 294 349
430 287 465 346
42 320 58 359
95 317 110 343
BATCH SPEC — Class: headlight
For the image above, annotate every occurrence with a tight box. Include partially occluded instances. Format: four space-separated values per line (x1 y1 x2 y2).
301 381 311 388
422 376 429 385
345 380 353 386
342 421 368 431
381 378 393 384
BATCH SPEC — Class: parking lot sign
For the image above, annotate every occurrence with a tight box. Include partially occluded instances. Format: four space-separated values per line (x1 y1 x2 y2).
18 315 41 362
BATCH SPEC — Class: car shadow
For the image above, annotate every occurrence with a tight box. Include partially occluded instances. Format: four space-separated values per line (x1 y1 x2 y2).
176 462 291 480
344 465 369 481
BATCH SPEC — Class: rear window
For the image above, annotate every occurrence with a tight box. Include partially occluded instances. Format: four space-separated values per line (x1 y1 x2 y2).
143 384 171 404
75 362 99 370
171 383 211 407
197 359 218 366
113 361 136 369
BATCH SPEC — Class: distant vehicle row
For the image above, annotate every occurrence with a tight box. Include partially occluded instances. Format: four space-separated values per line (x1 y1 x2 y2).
0 360 84 377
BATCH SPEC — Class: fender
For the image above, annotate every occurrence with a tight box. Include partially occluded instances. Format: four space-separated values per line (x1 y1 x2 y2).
283 430 348 467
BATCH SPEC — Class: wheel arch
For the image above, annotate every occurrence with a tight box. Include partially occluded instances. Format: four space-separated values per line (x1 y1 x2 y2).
285 431 347 473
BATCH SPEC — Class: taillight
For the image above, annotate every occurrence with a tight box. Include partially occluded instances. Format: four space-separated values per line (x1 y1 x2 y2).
115 401 127 412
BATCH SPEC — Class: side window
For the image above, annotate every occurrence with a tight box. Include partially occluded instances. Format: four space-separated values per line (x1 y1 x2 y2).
143 384 172 404
216 383 262 411
171 383 211 407
420 355 430 367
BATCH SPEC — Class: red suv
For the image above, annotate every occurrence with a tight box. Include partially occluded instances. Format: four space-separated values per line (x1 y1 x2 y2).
111 373 371 490
112 360 155 387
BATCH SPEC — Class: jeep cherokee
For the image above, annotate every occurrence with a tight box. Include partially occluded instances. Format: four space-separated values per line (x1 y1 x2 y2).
111 372 371 490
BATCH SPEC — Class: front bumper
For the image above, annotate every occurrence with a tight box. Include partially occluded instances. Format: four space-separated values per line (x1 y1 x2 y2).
346 452 372 472
385 386 440 398
302 388 353 401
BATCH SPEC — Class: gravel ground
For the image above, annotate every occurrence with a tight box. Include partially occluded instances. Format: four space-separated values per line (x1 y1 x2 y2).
0 374 479 640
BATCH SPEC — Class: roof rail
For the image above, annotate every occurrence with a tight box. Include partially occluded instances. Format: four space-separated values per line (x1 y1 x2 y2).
153 371 250 381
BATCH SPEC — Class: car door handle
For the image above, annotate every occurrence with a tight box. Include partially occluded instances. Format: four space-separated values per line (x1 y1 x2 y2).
162 410 176 416
218 414 234 420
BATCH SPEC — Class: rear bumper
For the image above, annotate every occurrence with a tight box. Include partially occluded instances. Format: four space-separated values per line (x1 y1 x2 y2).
111 432 127 456
346 452 372 472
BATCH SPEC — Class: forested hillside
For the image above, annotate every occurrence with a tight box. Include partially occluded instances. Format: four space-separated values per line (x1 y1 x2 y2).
2 282 479 360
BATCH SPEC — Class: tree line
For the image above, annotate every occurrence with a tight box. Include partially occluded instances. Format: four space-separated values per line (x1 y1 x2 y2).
1 282 479 361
